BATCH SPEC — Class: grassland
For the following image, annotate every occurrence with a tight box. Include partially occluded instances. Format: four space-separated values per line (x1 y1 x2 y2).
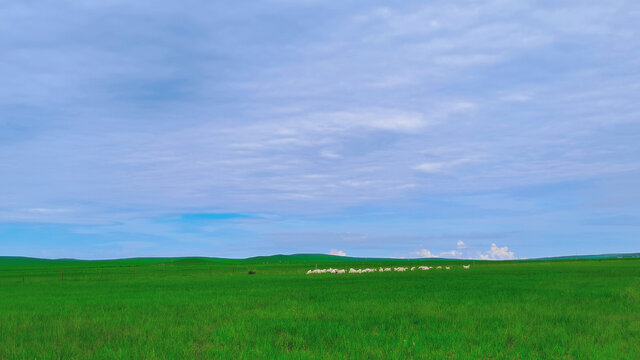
1 255 639 359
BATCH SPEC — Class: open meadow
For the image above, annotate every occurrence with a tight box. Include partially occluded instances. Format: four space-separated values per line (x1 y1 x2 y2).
1 256 639 359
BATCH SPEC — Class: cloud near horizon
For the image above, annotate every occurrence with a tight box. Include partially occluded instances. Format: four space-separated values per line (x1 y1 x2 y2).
329 249 347 257
414 249 437 258
479 243 516 260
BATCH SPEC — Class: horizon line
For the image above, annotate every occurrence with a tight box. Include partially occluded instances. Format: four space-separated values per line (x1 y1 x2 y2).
1 251 638 262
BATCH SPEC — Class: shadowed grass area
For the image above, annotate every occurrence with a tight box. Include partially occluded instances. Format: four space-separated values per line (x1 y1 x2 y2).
1 256 639 359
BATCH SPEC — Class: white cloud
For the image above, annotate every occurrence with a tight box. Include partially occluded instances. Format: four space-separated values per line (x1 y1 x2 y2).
413 162 447 173
457 240 467 249
413 157 478 174
479 243 515 260
329 249 347 256
319 150 341 159
414 248 438 258
226 108 428 154
365 113 426 132
313 110 427 133
27 208 71 214
439 250 461 258
500 93 531 102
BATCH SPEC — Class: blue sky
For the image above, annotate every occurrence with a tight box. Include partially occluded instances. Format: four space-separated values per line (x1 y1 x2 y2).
1 0 639 259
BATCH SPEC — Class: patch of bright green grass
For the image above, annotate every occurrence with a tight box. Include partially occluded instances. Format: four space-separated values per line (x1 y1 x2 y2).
1 257 639 359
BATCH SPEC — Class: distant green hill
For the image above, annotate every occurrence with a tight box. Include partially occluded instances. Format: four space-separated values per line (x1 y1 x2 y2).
532 252 640 260
244 254 427 263
1 252 638 267
0 254 448 268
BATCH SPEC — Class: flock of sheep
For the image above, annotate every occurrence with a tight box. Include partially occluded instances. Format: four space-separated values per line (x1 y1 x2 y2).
306 264 471 275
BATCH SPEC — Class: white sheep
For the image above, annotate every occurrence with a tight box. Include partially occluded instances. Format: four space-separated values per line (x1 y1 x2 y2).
445 266 450 270
384 267 392 272
418 266 429 270
411 266 416 271
437 266 442 269
463 264 470 269
337 269 346 274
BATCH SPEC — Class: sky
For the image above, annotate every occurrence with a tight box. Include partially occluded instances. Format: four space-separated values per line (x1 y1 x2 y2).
1 0 639 260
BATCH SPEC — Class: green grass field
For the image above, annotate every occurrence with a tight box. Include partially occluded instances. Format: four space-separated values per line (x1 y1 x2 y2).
1 255 639 359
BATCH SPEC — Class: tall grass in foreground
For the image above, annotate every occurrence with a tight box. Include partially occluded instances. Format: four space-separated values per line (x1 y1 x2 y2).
1 258 639 359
